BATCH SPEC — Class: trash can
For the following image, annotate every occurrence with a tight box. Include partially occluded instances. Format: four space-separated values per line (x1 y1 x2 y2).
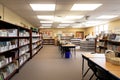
65 51 71 58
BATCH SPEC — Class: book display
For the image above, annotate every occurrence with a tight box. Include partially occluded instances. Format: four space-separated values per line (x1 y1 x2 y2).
95 33 108 53
96 33 120 55
0 20 43 80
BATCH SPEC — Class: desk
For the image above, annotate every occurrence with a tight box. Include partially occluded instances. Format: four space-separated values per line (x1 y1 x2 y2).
89 58 120 79
81 53 105 79
61 44 76 58
81 53 120 80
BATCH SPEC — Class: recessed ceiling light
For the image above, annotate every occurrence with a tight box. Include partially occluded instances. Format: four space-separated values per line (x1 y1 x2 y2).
97 15 118 19
59 24 70 26
42 24 52 26
65 16 84 19
30 4 55 11
37 15 54 20
71 4 102 11
57 26 65 28
40 26 51 28
40 21 53 23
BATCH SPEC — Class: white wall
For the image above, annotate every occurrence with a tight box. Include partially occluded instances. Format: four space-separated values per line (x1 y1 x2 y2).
0 3 34 28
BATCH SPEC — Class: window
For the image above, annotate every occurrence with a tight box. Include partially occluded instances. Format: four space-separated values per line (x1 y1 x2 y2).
95 24 109 35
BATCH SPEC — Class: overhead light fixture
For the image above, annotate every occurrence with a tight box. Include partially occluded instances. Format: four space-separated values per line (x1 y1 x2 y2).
42 24 52 26
57 26 65 28
40 21 53 23
37 15 54 20
30 4 55 11
40 26 51 28
71 4 102 11
59 24 70 26
61 21 74 23
54 17 62 22
97 15 118 19
65 16 84 19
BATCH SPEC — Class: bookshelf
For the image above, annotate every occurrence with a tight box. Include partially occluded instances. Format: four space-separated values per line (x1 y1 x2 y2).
30 29 43 57
96 39 108 53
43 39 55 45
95 33 120 55
0 20 43 80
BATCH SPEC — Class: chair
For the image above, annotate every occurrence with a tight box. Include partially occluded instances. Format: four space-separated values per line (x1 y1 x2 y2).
95 66 110 80
87 60 97 80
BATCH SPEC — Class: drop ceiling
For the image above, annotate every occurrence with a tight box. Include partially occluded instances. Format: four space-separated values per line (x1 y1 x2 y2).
0 0 120 28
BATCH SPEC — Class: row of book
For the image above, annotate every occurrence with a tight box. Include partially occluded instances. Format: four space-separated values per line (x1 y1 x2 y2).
0 56 12 68
19 45 29 56
19 53 30 66
0 29 17 37
32 46 42 56
98 42 105 47
19 30 29 37
19 39 29 46
107 43 120 52
98 33 120 41
0 40 17 52
32 38 40 43
32 32 40 37
1 62 18 79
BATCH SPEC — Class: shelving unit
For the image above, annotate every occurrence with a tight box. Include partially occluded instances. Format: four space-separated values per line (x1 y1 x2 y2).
43 39 54 45
96 39 107 53
30 29 43 57
0 20 43 80
18 27 31 69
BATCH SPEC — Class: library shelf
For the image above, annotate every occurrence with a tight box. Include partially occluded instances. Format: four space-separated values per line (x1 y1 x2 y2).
0 20 43 80
0 47 18 54
0 62 13 69
19 43 30 48
5 69 18 80
18 57 30 70
32 45 43 57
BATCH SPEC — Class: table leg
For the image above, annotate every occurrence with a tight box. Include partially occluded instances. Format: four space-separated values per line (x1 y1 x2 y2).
82 56 84 80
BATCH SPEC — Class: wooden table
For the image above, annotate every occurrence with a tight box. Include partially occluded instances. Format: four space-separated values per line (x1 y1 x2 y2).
81 53 120 80
61 44 76 58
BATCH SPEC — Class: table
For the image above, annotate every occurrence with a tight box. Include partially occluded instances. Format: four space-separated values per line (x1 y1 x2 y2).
81 53 120 80
81 53 105 80
61 44 76 58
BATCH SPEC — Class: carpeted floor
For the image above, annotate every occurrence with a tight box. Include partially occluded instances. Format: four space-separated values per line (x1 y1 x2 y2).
11 45 96 80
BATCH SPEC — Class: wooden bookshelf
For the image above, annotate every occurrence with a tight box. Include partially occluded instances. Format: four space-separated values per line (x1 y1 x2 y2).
0 20 43 80
30 30 43 58
43 39 55 45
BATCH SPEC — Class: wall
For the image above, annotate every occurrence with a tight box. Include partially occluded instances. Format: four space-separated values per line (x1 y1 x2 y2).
85 19 120 35
109 19 120 32
85 27 94 36
0 3 34 28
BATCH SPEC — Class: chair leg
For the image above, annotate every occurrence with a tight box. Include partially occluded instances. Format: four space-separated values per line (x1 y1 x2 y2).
83 68 91 77
89 73 95 80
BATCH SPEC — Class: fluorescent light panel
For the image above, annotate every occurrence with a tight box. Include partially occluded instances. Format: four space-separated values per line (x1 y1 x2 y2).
42 24 52 26
71 4 102 11
37 15 54 20
61 21 74 23
30 4 55 11
40 21 53 23
59 24 70 26
65 16 84 19
97 15 118 19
